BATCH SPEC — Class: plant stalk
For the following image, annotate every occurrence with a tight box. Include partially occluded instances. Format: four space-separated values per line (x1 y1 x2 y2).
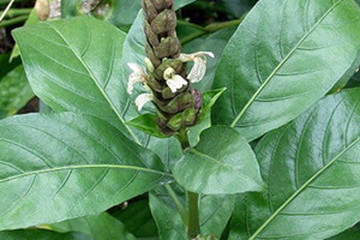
0 8 31 18
187 191 200 239
0 14 27 27
0 0 15 22
177 129 200 239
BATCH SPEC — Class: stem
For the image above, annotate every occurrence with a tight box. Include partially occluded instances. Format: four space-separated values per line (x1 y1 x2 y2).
0 8 31 18
0 14 27 27
187 191 200 239
176 129 200 239
0 14 28 27
0 0 15 22
180 17 245 45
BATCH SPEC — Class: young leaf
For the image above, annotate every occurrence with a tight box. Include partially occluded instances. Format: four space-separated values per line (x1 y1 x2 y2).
230 88 360 239
110 199 158 239
0 229 87 240
127 114 167 139
12 17 141 143
173 126 265 194
50 213 136 240
213 0 360 141
0 65 34 119
0 113 167 231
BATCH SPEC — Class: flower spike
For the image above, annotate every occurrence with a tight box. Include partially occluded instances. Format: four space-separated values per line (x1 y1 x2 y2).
179 51 215 83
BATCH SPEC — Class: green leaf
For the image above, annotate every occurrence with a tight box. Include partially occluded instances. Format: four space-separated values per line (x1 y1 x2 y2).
0 112 167 231
0 229 87 240
12 17 141 143
213 0 360 141
173 126 264 194
50 213 136 240
150 185 235 240
230 88 360 239
0 65 34 119
127 114 167 138
110 199 158 239
0 53 21 79
188 88 226 147
145 137 183 171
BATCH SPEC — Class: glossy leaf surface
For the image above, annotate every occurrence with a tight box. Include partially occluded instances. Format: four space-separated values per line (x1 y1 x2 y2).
173 126 264 194
13 17 140 143
0 113 167 231
230 88 360 239
213 0 360 141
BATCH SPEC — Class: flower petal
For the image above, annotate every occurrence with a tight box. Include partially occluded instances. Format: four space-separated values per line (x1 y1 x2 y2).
188 57 207 83
166 75 188 93
135 93 153 111
127 63 145 75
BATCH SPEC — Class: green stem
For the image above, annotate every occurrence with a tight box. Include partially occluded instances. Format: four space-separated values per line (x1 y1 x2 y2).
187 191 200 239
180 17 245 45
176 129 200 239
0 8 32 18
0 14 28 27
0 0 14 22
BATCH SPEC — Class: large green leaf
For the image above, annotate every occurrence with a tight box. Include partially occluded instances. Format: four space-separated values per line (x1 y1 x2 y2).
12 17 140 143
50 213 136 240
150 185 235 240
173 126 264 194
0 229 87 240
229 88 360 239
0 65 34 119
0 113 167 231
213 0 360 141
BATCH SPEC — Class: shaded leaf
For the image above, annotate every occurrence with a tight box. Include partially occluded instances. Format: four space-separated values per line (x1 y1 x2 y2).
50 212 136 240
0 65 34 119
0 229 87 240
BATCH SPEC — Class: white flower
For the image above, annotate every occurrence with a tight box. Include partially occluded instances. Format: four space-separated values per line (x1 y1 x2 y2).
127 63 146 95
163 67 188 93
178 51 215 83
135 93 153 111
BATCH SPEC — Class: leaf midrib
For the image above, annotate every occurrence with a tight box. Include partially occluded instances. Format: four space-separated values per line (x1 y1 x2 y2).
0 164 169 184
249 136 360 239
44 22 141 144
230 0 344 128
